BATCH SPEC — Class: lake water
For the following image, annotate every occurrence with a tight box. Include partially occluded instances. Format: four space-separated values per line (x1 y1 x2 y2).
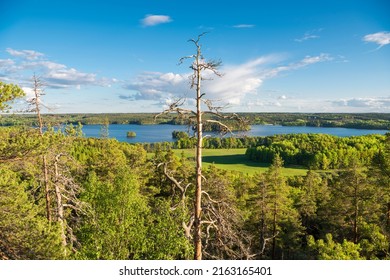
81 124 388 143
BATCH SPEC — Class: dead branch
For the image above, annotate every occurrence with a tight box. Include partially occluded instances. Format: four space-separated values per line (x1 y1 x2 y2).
205 119 233 135
258 232 279 257
202 190 222 204
183 216 195 239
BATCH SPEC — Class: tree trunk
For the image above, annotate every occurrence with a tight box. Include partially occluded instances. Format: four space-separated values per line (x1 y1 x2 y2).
194 52 202 260
33 74 51 222
54 156 67 251
353 175 359 244
272 175 277 259
272 199 277 259
43 155 51 221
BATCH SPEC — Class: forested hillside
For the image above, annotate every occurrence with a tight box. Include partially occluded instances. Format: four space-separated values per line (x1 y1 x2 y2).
1 112 389 130
1 124 389 260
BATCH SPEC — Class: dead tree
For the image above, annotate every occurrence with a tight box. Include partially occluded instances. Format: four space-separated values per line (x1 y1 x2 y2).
27 74 52 222
53 152 88 255
155 33 247 260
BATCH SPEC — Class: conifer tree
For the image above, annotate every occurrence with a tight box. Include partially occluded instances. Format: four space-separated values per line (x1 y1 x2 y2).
0 81 25 112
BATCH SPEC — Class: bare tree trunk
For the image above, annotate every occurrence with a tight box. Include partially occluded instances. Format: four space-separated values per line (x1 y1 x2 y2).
272 199 277 259
353 179 359 244
54 155 67 251
260 183 266 256
43 155 51 221
33 74 51 222
194 51 203 260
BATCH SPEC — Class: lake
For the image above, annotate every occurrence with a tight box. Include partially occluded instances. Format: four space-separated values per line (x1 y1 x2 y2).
81 124 388 143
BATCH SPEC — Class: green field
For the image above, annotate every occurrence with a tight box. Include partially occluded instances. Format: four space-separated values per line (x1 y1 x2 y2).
172 148 307 176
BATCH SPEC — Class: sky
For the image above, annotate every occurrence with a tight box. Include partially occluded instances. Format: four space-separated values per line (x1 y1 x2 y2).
0 0 389 113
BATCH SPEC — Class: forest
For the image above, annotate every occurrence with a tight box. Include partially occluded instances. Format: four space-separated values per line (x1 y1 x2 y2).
1 122 390 260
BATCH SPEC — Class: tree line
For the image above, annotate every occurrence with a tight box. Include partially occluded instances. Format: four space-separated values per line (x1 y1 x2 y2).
245 133 385 170
2 112 389 130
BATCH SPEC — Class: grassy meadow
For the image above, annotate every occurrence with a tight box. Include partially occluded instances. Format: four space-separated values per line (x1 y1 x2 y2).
171 148 308 176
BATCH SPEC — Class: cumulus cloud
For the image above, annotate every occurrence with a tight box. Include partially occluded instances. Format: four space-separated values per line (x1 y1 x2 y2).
45 68 98 88
123 54 332 106
141 15 172 27
21 86 34 98
0 48 116 89
363 31 390 48
121 56 277 104
123 71 188 101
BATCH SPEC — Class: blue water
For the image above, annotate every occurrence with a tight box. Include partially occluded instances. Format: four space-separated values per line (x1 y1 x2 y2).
80 124 388 143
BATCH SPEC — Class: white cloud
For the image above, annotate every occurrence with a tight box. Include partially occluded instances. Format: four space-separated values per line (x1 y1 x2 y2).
332 97 390 110
122 71 188 101
6 48 44 60
1 48 117 89
363 31 390 49
21 86 34 98
45 67 97 88
141 15 172 27
0 58 14 67
243 96 390 113
123 54 331 107
261 53 332 79
295 29 323 42
0 58 20 74
233 24 255 28
122 56 280 104
204 56 276 104
300 53 332 65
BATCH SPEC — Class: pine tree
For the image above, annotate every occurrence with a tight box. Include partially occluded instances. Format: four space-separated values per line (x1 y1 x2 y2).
0 81 25 112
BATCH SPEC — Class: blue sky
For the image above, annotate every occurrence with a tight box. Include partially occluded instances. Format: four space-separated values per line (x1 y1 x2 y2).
0 0 389 113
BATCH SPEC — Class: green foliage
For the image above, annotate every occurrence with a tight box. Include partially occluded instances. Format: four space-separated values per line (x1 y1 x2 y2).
0 81 25 112
126 131 136 138
326 159 381 243
246 133 385 169
359 222 390 259
0 168 64 259
64 122 84 137
76 170 150 259
0 126 43 162
307 234 364 260
172 130 189 139
246 155 303 259
71 138 191 260
145 199 193 259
